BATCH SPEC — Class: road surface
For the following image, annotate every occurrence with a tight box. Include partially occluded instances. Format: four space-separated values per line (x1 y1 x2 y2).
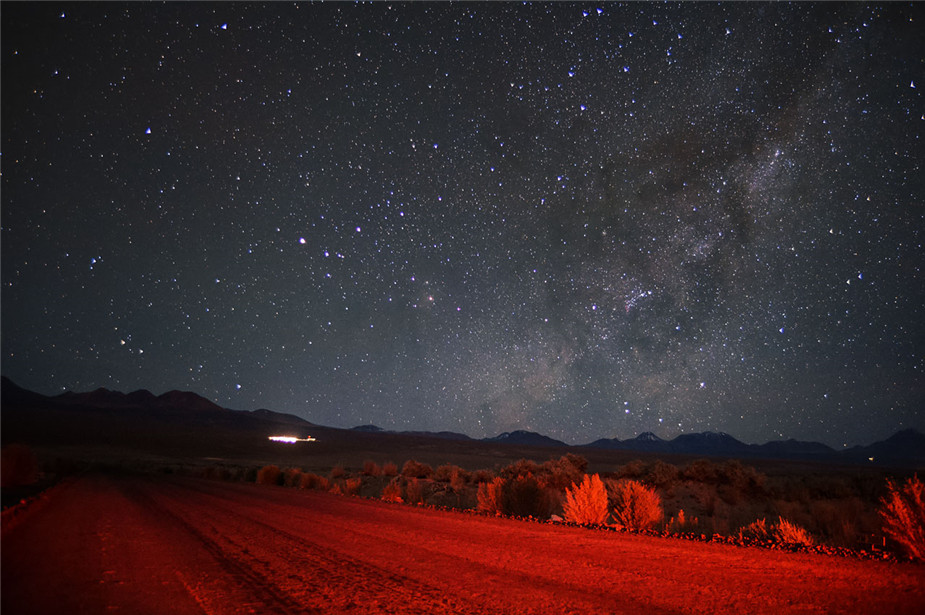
3 474 923 614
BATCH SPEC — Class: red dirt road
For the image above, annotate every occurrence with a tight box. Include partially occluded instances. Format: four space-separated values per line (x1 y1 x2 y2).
3 475 923 614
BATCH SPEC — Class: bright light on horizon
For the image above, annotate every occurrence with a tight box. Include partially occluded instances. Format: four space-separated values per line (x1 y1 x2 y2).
268 436 316 443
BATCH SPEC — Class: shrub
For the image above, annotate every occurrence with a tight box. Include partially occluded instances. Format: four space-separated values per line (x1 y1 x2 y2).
879 475 925 561
563 474 609 525
381 480 403 503
1 444 38 487
256 465 282 485
344 477 362 496
403 478 424 504
477 477 505 513
607 479 663 530
502 474 555 518
299 472 329 490
362 460 382 477
683 459 719 483
282 468 303 487
330 464 346 479
615 459 646 480
542 454 588 490
737 518 771 542
774 516 814 546
401 460 433 479
382 461 399 477
648 460 680 489
666 509 698 534
471 469 495 484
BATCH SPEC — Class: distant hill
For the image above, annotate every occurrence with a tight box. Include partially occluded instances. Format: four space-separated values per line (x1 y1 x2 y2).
482 430 567 447
581 428 925 467
2 377 921 467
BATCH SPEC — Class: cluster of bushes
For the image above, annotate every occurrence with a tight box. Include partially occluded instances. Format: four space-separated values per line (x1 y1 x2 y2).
232 454 923 561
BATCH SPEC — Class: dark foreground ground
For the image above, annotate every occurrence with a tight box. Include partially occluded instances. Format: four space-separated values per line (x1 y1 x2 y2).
3 474 923 615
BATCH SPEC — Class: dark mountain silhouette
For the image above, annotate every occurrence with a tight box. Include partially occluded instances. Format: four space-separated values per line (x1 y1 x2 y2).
2 377 921 467
483 430 567 447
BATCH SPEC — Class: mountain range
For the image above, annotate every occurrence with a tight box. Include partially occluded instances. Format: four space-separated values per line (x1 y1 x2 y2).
2 377 922 467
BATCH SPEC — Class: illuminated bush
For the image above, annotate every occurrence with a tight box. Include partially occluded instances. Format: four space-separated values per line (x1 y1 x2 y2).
330 464 346 479
607 479 663 530
774 516 814 546
256 465 282 485
401 459 433 479
1 444 38 487
563 474 609 525
382 462 399 477
477 477 504 513
880 475 925 561
737 518 771 542
381 480 403 503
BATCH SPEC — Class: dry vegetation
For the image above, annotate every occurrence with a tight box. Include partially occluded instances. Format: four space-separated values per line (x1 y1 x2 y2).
203 452 924 561
10 439 922 562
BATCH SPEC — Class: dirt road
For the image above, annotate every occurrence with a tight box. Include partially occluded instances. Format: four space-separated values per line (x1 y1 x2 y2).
3 475 923 614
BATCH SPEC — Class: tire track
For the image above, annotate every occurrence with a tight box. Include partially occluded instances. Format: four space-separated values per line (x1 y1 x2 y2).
127 478 480 614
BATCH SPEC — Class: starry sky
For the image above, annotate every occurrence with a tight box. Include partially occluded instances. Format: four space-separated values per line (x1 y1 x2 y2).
2 3 922 448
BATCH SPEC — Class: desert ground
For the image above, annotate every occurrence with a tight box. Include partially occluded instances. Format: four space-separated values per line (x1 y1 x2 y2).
3 473 923 615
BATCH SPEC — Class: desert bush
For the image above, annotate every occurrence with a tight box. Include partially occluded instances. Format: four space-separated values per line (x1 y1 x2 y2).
666 509 699 534
403 478 424 504
500 459 540 480
737 518 771 542
381 461 399 477
615 459 646 480
381 480 403 503
362 460 382 477
879 475 925 561
683 459 719 483
719 459 765 492
256 465 282 486
477 477 505 513
1 444 39 487
434 464 464 482
541 454 588 490
607 479 663 530
774 516 814 546
401 459 433 479
330 464 346 479
471 469 495 484
344 477 362 496
563 474 609 525
648 460 681 489
283 468 303 487
299 472 330 491
502 474 556 518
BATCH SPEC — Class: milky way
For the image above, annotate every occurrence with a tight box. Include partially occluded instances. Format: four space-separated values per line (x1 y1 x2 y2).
2 3 922 447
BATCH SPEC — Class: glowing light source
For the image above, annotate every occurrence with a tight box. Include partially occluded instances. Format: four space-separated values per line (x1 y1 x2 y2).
268 436 316 443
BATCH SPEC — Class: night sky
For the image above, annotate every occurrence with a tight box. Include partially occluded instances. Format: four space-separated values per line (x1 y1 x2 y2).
2 3 922 448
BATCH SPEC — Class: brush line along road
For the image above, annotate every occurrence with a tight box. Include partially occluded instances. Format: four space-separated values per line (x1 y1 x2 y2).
2 474 923 614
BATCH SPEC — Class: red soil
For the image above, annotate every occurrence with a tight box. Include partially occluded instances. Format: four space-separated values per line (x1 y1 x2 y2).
3 474 923 614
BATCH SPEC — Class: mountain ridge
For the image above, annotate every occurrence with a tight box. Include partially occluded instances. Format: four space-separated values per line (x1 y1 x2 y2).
2 377 921 467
